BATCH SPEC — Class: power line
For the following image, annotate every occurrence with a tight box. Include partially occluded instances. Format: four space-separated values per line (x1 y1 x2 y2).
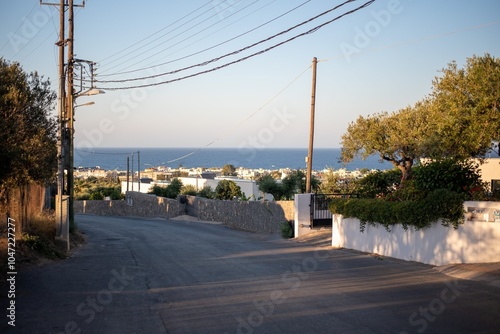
97 1 214 66
99 0 268 76
98 0 307 78
98 0 375 90
98 0 359 85
98 0 245 74
164 64 312 164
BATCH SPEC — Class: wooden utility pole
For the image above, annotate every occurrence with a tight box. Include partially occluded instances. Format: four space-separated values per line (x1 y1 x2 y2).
40 0 66 238
67 0 75 230
137 151 141 192
41 0 86 248
306 57 318 193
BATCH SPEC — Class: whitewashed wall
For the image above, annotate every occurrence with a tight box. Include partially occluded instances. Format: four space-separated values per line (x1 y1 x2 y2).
294 194 314 238
332 202 500 265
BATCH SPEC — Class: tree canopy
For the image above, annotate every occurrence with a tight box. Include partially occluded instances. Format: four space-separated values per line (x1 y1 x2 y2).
215 179 242 200
341 53 500 182
221 164 237 176
0 59 57 197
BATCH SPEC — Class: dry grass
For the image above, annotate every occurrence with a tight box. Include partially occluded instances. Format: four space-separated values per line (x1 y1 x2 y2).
0 211 85 284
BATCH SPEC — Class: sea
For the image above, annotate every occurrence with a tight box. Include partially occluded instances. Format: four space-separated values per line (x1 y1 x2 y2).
74 147 391 171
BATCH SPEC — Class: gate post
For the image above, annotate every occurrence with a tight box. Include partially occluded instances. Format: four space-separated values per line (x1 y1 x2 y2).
294 193 314 238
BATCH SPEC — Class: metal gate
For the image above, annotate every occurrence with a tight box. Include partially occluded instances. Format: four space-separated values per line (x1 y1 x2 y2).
310 193 357 228
310 194 333 228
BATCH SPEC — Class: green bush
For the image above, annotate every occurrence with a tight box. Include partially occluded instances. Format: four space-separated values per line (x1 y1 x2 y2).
215 180 242 200
180 185 197 196
197 185 215 199
280 221 294 238
329 189 465 232
149 178 183 199
353 169 401 198
412 159 486 199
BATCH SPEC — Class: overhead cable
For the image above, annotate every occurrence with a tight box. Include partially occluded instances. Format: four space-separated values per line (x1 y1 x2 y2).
97 0 362 85
98 0 375 90
97 0 214 66
98 0 306 78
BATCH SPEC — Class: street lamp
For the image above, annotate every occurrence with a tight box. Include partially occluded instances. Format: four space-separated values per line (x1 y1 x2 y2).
76 88 105 97
74 101 95 108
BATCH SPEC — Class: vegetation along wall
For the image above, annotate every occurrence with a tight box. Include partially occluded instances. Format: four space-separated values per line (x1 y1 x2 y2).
332 202 500 265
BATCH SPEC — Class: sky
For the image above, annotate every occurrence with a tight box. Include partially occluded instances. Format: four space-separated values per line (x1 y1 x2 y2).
1 0 500 149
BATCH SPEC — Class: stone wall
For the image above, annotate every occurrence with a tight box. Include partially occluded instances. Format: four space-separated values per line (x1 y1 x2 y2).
185 196 294 234
74 191 185 219
75 192 294 234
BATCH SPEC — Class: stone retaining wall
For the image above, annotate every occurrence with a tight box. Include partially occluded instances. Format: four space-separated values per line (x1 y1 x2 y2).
185 196 294 234
75 192 294 234
74 191 185 219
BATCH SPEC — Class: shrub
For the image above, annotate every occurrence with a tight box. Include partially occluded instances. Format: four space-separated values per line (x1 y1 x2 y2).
215 180 242 200
329 189 465 231
412 159 486 199
280 221 294 238
149 178 183 199
353 169 401 198
198 185 215 199
181 185 197 196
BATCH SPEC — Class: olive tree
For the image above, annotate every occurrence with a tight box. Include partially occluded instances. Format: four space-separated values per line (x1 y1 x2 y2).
426 53 500 158
341 54 500 185
341 101 433 182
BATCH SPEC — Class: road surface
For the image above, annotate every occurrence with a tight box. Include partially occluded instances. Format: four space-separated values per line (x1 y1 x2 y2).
6 214 500 333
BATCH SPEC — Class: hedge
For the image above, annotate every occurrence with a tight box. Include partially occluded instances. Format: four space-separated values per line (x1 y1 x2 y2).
329 189 465 232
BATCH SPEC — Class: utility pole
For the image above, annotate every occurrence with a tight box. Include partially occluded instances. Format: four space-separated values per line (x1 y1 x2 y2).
306 57 318 194
127 157 130 193
67 0 75 232
137 151 141 192
41 0 66 241
41 0 86 249
131 152 134 191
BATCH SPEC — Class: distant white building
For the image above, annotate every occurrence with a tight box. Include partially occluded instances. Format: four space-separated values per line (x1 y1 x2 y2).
120 176 273 200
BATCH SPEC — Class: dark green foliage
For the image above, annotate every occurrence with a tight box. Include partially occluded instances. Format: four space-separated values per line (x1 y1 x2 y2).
257 174 283 200
75 178 123 200
280 221 294 238
0 59 57 198
221 164 237 176
149 178 184 199
257 170 320 200
180 185 197 196
215 180 242 200
354 169 401 198
412 159 486 199
329 189 465 231
197 185 215 199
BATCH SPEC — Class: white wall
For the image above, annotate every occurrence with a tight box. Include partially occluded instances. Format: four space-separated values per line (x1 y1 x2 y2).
179 177 272 201
294 194 314 238
120 181 153 194
332 201 500 265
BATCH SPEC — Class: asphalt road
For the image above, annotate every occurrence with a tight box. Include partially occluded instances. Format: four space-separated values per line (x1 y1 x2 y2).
5 214 500 334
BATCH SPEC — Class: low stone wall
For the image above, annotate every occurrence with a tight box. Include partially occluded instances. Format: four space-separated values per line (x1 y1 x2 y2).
74 191 185 219
75 192 294 234
185 196 294 233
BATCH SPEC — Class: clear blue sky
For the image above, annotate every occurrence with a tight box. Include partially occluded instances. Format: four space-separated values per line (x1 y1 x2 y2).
1 0 499 149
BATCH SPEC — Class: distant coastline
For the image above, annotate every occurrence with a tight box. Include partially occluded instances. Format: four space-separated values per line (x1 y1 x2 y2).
74 147 392 171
